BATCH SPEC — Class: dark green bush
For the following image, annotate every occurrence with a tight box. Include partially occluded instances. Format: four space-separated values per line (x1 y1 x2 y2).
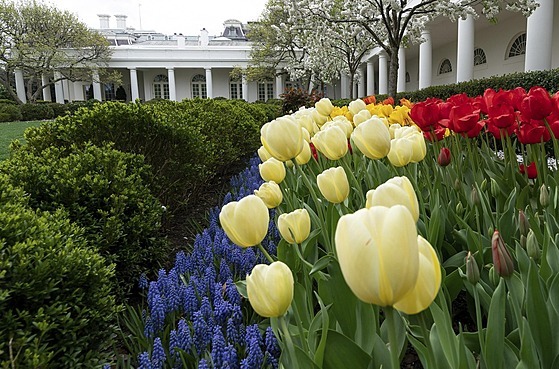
0 99 17 105
0 103 22 122
1 143 168 297
46 102 68 118
20 103 55 121
0 173 117 368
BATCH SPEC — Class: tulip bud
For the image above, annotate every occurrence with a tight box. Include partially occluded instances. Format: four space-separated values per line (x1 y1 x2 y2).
220 195 270 248
261 116 304 161
258 146 272 162
295 141 312 165
470 186 480 207
526 230 540 260
455 201 464 216
348 99 367 115
247 261 294 317
465 252 480 285
312 109 328 126
491 230 514 278
351 117 391 160
259 158 286 184
278 209 311 244
489 266 499 286
365 176 419 222
254 181 283 209
315 97 334 117
480 178 487 192
317 167 350 204
437 147 451 167
518 210 529 237
540 184 550 207
352 109 372 126
454 179 461 191
490 178 500 198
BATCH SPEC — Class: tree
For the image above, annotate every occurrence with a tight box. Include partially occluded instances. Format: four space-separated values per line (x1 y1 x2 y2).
292 0 539 97
0 0 117 103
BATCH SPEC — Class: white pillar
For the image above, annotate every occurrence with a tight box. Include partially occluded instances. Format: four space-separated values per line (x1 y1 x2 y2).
457 15 475 82
41 74 51 102
14 69 26 103
167 67 176 101
63 80 72 102
419 29 432 90
378 52 388 95
129 68 139 101
205 67 213 98
275 69 283 98
73 81 84 101
340 73 349 99
366 60 375 96
525 0 554 71
358 66 366 97
92 71 102 101
397 46 406 92
54 71 65 104
242 74 248 101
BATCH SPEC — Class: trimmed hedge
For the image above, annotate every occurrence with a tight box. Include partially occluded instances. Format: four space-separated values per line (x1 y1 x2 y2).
0 103 22 122
0 173 117 368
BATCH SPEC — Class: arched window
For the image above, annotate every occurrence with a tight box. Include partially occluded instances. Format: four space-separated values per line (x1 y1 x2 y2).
192 74 207 98
438 59 452 75
229 76 243 100
258 80 274 101
507 33 526 58
153 74 169 99
474 48 487 66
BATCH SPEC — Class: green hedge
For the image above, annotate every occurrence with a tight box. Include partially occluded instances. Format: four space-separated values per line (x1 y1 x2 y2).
0 103 22 122
0 173 117 368
1 143 168 297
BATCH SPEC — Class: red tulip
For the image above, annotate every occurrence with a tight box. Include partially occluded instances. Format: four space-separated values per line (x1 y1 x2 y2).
519 162 538 179
520 86 553 121
309 142 318 161
449 103 481 135
437 147 451 167
491 230 514 278
516 121 551 144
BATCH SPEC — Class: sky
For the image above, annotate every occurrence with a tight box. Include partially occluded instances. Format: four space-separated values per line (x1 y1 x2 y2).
46 0 268 36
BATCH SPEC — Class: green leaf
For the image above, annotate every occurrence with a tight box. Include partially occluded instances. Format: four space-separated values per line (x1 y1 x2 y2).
515 318 540 369
323 330 372 369
429 298 458 367
485 278 506 369
310 254 334 276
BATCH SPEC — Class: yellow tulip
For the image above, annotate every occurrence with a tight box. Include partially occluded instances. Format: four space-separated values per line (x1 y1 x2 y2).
247 261 294 317
348 99 367 115
335 205 419 306
312 109 328 127
257 146 272 162
317 167 349 204
393 236 441 314
365 176 419 222
353 109 372 126
315 97 334 117
301 127 311 142
295 110 315 134
351 117 391 160
259 158 286 184
311 126 348 161
220 195 269 248
323 118 353 138
379 104 393 117
387 138 414 167
295 141 312 165
388 126 426 166
261 116 304 161
254 181 283 209
278 209 311 244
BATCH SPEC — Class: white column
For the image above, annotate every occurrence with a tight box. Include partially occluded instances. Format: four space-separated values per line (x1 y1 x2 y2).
358 66 366 97
457 15 475 82
129 68 139 101
63 80 72 102
419 29 432 90
397 46 406 92
41 74 51 101
92 70 102 101
54 71 65 104
205 67 213 98
167 67 177 101
525 0 554 71
366 60 375 96
340 73 349 99
378 52 388 95
275 69 283 98
242 74 248 101
73 81 84 101
14 69 26 103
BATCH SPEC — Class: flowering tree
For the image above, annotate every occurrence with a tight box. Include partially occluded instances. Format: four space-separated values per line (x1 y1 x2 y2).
288 0 539 97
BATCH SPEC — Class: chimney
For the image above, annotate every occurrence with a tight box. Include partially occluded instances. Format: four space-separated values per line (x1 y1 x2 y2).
114 14 127 29
177 33 186 48
98 14 110 29
200 28 209 46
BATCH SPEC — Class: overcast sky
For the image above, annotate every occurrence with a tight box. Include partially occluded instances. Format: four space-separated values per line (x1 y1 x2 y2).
46 0 268 36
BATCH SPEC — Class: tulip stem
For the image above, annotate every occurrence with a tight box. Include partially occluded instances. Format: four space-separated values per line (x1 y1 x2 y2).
258 243 275 263
384 306 401 369
279 316 300 369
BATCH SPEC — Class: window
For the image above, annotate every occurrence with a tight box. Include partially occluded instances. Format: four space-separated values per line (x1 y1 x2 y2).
285 76 300 91
258 81 274 101
104 83 116 100
438 59 452 75
153 74 169 99
229 77 243 100
405 72 410 83
507 33 526 58
192 74 207 99
474 48 487 65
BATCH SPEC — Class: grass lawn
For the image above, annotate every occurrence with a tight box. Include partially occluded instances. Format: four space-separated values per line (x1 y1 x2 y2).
0 120 43 160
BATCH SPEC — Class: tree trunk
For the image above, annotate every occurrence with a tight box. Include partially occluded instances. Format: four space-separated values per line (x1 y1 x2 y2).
387 45 399 97
349 74 355 100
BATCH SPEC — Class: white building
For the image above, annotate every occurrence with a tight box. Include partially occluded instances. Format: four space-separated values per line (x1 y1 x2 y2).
16 0 558 103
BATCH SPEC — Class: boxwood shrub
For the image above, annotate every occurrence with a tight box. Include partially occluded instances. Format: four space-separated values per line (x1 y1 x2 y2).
0 103 22 122
0 173 117 368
